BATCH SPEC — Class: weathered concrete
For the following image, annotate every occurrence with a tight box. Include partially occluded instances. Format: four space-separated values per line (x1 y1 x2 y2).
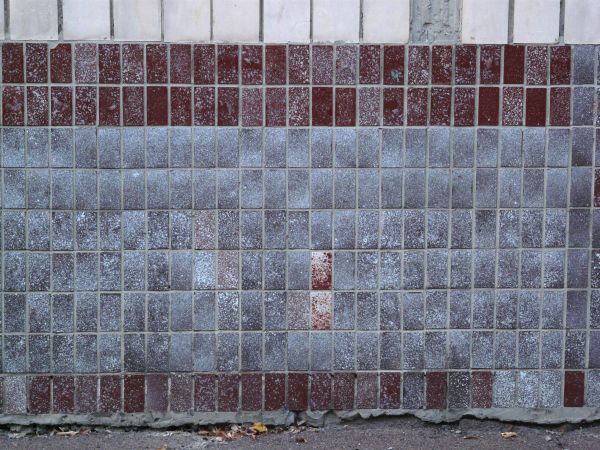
410 0 461 42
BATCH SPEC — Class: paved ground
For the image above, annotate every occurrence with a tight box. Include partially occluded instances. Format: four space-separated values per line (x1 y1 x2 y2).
2 417 600 449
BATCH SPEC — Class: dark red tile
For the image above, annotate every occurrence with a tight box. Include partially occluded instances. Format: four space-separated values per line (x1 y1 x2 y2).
288 45 310 84
194 374 216 412
122 44 144 84
26 43 48 83
384 87 405 126
98 44 121 84
312 87 333 126
480 45 501 84
383 45 404 85
407 87 427 126
333 373 355 410
53 376 75 413
356 373 378 409
453 87 475 126
170 375 193 413
170 44 192 84
266 45 286 85
471 372 492 408
359 87 380 126
146 44 168 84
218 374 240 412
123 86 144 126
431 45 452 85
502 87 523 126
265 374 286 411
425 372 447 409
99 87 120 126
218 45 239 84
336 45 357 85
311 251 332 289
241 88 263 126
527 46 548 85
313 45 334 85
99 376 121 413
550 46 571 85
27 86 49 126
478 86 499 125
380 373 401 409
3 87 25 126
359 45 381 84
430 87 451 126
241 374 262 411
3 43 24 83
50 43 72 84
75 376 97 413
266 87 286 127
550 87 571 126
526 88 547 126
335 87 356 126
455 45 476 84
242 45 263 85
74 44 97 84
194 44 216 84
594 169 600 207
288 373 309 411
194 87 216 126
504 45 525 84
124 375 145 413
171 87 192 126
310 373 332 411
408 46 429 85
147 86 168 126
289 87 310 126
146 374 168 412
217 87 239 126
29 376 51 414
51 87 73 126
564 371 584 407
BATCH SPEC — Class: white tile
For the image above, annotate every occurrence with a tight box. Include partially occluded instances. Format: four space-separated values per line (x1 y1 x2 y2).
164 0 211 42
362 0 410 43
63 0 110 40
264 0 311 42
113 0 162 41
0 5 4 40
214 0 260 42
313 0 360 42
462 0 509 44
565 0 600 43
9 0 58 40
513 0 560 43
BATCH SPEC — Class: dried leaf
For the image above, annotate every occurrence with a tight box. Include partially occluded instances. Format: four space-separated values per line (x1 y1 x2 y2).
250 422 268 434
463 435 479 440
55 430 79 437
501 431 517 439
295 436 307 443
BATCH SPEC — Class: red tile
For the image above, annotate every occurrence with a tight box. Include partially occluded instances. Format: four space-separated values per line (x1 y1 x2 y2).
53 376 75 413
289 87 310 126
478 86 499 125
527 46 548 85
359 87 381 126
504 45 525 84
27 86 49 126
122 44 144 84
194 87 216 126
313 45 334 85
266 45 286 85
453 87 475 126
384 45 404 85
124 375 145 413
526 88 547 126
502 87 523 126
310 373 332 411
480 45 501 84
311 292 332 330
407 87 427 126
241 374 262 411
333 373 355 410
564 371 585 407
455 45 476 84
217 87 239 126
74 44 97 84
356 373 378 409
50 43 72 84
380 373 401 409
218 374 240 412
287 373 309 411
550 87 571 126
359 45 381 84
550 46 571 85
3 43 24 83
146 374 168 412
29 376 51 414
218 45 239 84
312 87 333 126
170 44 192 84
241 88 263 126
99 375 121 413
75 376 97 413
335 87 356 126
171 86 192 126
471 372 492 408
146 44 168 84
194 374 216 412
384 87 405 126
265 373 286 411
425 372 447 409
147 86 168 126
266 87 286 127
431 45 452 85
430 87 451 126
99 87 120 126
311 251 332 289
123 86 144 126
170 375 193 413
3 86 25 126
194 44 216 84
242 45 263 85
288 45 310 84
99 44 121 84
51 87 73 126
336 45 357 85
408 46 429 85
26 43 48 84
594 169 600 207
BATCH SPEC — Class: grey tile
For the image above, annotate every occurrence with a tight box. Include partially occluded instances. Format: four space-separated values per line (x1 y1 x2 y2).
334 210 355 249
452 128 475 167
405 129 427 167
476 129 498 167
217 129 239 168
573 45 596 84
98 128 120 168
357 292 378 330
241 251 262 289
122 128 144 168
240 169 262 208
381 210 402 249
194 128 216 168
311 129 333 168
403 169 425 209
27 129 50 168
241 333 262 371
472 291 494 328
500 128 522 167
402 372 424 409
240 211 262 250
428 128 451 167
382 169 403 208
380 332 402 370
194 292 216 331
264 169 287 208
361 128 383 167
546 128 569 167
310 332 333 371
334 169 356 209
572 86 595 125
216 332 239 371
170 170 193 209
523 128 545 167
264 332 286 371
451 168 473 208
288 169 309 209
380 251 402 290
264 129 285 168
571 127 594 166
334 126 356 167
148 293 169 332
50 129 73 168
217 169 239 209
288 129 309 167
475 168 497 208
75 334 97 373
287 331 309 370
449 290 471 329
264 292 287 330
170 128 193 167
123 293 144 332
